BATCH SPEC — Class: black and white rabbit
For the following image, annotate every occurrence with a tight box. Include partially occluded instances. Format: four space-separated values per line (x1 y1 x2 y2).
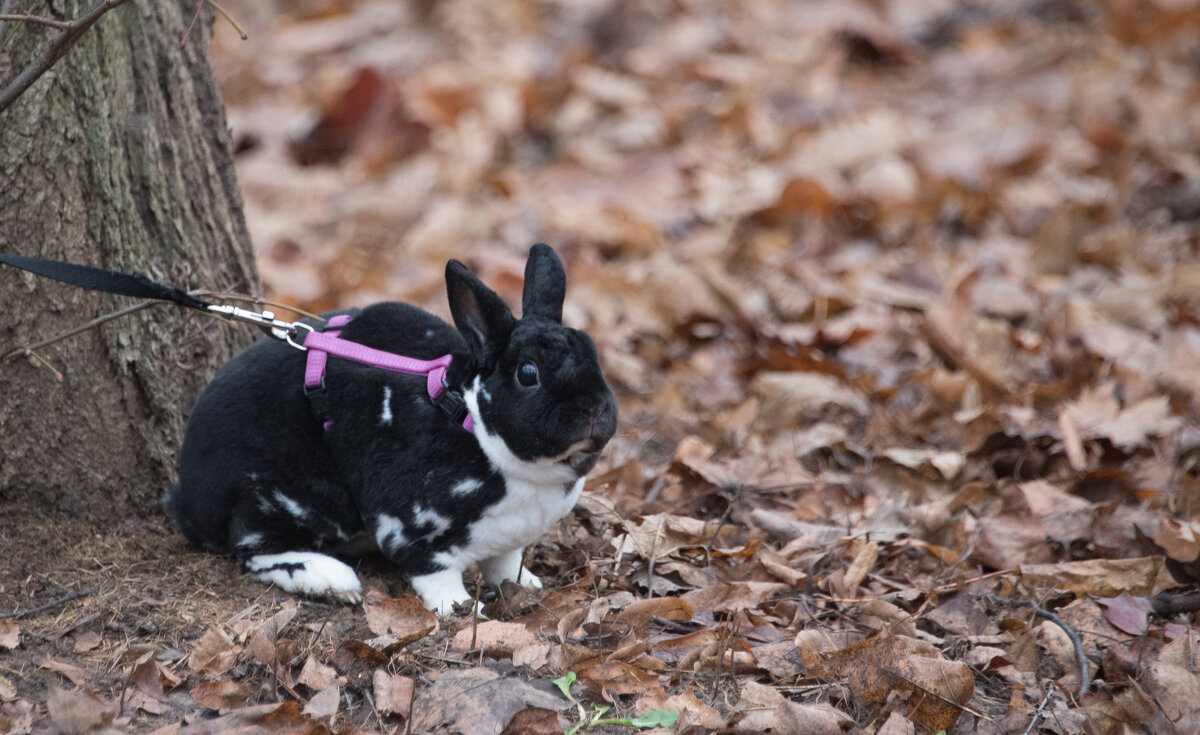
163 244 617 613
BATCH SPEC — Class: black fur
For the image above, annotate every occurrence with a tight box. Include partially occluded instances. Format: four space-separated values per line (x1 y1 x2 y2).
163 245 617 604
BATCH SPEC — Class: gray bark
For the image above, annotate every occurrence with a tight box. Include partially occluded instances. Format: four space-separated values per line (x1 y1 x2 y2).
0 1 257 519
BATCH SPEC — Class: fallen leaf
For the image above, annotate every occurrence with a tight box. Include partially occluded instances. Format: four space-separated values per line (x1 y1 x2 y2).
810 632 973 732
0 622 17 651
303 685 340 719
409 667 567 734
46 686 113 735
1098 592 1153 636
372 670 413 717
680 582 786 613
187 626 237 675
190 680 252 711
71 630 101 653
452 620 539 656
297 656 340 692
500 707 563 735
35 656 90 687
732 700 851 735
362 596 437 644
1019 556 1177 597
575 661 660 697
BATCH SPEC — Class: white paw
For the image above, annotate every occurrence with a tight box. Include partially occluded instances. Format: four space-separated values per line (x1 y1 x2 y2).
410 568 473 616
520 569 543 589
246 552 362 604
479 549 541 588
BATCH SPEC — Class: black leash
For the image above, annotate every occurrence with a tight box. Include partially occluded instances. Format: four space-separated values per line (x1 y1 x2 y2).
0 252 213 311
0 252 305 341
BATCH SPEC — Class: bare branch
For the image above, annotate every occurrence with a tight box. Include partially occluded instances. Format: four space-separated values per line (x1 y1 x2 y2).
0 0 131 114
0 13 73 31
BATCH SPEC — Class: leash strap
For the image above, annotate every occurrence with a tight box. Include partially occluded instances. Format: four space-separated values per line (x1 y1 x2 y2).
1 253 475 433
0 252 213 311
301 317 474 434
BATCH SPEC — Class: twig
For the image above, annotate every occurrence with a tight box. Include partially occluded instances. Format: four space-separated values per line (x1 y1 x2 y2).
180 0 203 47
1150 589 1200 616
0 589 91 619
1023 682 1055 735
470 573 482 649
0 0 131 114
205 0 246 39
990 595 1090 700
0 13 72 31
1 299 160 363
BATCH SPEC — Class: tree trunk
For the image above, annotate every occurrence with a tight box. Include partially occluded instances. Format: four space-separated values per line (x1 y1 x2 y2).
0 1 258 520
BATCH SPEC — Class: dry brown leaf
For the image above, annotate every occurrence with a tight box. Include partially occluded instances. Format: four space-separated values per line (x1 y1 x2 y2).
452 620 539 656
0 622 17 651
575 661 660 697
810 632 973 732
302 685 340 720
45 686 113 735
373 670 414 717
680 581 786 613
500 707 563 735
614 597 694 633
130 660 168 703
35 656 90 687
876 711 915 735
408 667 566 734
1098 592 1152 637
71 630 101 653
1018 556 1178 597
190 680 252 712
187 626 237 675
297 656 340 692
732 701 851 735
1153 516 1200 563
362 595 437 644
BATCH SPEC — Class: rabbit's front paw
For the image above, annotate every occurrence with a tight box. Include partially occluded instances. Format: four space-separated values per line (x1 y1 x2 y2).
479 548 542 589
246 551 363 604
410 568 473 615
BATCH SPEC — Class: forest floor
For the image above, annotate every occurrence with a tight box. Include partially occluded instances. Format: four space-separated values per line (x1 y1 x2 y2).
4 0 1200 734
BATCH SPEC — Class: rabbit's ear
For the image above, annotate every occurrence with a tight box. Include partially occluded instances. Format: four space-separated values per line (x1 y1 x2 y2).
447 260 515 361
521 243 566 324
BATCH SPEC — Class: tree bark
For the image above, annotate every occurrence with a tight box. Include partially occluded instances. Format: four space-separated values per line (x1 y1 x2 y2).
0 1 257 520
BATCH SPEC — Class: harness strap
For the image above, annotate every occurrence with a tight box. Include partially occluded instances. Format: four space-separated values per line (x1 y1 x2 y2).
301 316 474 434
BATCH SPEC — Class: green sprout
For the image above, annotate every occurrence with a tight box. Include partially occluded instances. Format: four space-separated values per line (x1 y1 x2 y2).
552 672 679 734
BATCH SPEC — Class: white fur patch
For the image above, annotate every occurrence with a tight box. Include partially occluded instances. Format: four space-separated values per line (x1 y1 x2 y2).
246 551 362 604
463 378 578 487
450 478 483 497
478 548 542 588
273 491 309 521
374 514 408 554
412 504 451 539
236 533 263 549
409 567 473 615
380 386 393 426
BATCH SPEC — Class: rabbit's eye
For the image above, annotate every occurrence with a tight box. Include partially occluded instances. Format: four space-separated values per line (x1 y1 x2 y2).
517 361 540 387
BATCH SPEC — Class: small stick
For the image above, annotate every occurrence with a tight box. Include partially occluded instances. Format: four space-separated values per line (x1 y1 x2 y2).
1 300 159 362
205 0 246 39
1023 681 1055 735
0 0 131 113
990 595 1090 699
0 589 91 619
469 573 483 650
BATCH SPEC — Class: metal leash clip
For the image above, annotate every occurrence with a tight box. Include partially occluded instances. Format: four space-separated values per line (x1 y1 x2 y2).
205 304 312 349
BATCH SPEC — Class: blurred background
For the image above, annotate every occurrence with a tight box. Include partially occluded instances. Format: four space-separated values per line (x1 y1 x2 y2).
209 0 1200 516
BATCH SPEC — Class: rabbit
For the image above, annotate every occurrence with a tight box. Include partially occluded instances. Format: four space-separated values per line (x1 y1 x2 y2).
163 244 617 614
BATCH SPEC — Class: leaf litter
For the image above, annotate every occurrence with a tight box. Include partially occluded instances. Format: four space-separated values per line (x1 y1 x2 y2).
2 0 1200 733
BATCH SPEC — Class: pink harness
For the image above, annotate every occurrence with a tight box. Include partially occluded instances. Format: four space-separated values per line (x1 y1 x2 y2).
301 315 474 434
